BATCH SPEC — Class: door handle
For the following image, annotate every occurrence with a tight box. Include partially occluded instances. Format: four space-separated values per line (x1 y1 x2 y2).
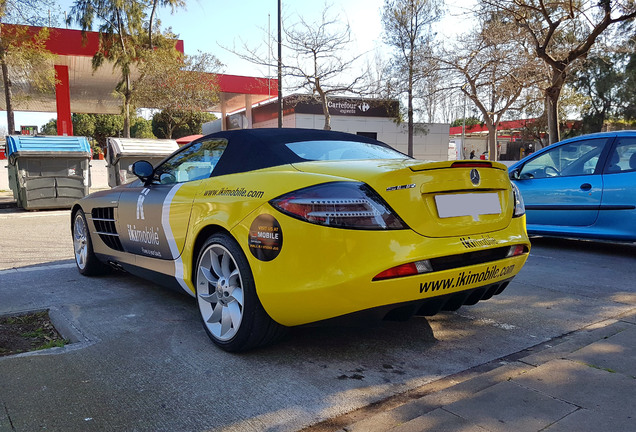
580 183 592 191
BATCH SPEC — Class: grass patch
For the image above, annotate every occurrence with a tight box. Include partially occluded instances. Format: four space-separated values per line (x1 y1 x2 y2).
0 311 69 357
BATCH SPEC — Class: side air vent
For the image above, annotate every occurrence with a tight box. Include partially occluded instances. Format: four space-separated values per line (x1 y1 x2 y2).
91 207 124 252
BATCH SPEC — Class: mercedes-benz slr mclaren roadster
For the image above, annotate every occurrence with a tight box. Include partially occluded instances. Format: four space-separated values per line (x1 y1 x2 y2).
72 129 530 351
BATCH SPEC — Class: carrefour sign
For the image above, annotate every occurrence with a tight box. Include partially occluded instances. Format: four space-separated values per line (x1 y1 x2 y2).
293 97 398 118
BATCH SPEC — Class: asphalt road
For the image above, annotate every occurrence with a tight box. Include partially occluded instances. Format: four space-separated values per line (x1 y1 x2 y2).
1 208 635 431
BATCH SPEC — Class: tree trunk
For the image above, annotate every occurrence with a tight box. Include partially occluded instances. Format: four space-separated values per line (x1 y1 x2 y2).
545 91 559 144
123 71 131 138
149 0 158 49
319 91 331 130
407 62 414 157
1 46 15 135
486 120 497 161
123 98 131 137
545 70 566 144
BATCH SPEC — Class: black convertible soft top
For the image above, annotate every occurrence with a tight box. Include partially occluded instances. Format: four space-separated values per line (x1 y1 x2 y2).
193 128 395 177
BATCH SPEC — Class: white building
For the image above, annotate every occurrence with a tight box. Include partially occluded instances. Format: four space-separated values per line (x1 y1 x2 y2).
204 96 451 161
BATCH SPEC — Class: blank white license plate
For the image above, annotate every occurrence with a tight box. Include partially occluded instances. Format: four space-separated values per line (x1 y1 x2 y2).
435 193 501 219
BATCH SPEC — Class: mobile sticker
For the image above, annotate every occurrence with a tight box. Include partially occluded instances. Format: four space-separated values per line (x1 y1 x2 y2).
248 214 283 261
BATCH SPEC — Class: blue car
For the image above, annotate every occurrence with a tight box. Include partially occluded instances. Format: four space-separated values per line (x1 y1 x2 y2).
509 131 636 242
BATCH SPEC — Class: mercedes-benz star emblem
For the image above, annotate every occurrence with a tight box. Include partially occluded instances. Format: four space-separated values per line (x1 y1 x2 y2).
470 168 480 186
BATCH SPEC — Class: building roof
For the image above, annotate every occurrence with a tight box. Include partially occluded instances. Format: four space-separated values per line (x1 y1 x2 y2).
0 24 277 115
449 119 536 136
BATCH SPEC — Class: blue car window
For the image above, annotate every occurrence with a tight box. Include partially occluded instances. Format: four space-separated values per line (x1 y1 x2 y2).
154 139 228 184
605 137 636 174
520 138 607 179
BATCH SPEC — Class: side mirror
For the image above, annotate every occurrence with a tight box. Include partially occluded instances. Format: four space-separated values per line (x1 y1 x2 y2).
509 169 521 180
131 160 154 182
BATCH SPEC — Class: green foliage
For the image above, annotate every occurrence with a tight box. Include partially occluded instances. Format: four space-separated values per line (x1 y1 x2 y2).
36 339 68 351
450 117 481 128
131 115 155 138
572 54 624 134
0 22 58 133
42 113 153 148
134 48 222 117
40 118 57 135
72 113 97 137
72 113 123 151
152 110 216 139
620 50 636 121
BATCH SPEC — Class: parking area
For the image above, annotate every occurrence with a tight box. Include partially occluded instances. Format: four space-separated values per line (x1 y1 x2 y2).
1 207 635 431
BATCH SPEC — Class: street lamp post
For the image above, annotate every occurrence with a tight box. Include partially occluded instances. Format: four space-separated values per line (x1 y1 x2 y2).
277 0 283 128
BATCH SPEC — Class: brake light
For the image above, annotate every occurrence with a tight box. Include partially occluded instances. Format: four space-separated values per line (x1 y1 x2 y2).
270 182 408 230
451 161 493 168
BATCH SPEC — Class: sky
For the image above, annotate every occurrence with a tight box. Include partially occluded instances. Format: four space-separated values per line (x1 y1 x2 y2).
2 0 473 134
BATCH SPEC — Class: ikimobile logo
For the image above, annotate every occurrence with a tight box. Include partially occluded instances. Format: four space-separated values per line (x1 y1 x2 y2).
127 224 160 246
460 235 498 249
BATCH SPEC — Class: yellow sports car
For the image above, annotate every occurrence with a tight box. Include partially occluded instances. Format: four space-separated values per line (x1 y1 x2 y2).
71 129 530 351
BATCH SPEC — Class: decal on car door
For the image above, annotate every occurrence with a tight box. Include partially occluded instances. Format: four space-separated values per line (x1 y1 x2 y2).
248 214 283 261
118 184 191 261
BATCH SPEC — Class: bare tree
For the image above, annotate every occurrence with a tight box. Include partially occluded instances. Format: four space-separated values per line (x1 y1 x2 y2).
285 9 367 130
362 50 391 100
231 5 366 130
382 0 441 156
437 12 539 161
480 0 636 144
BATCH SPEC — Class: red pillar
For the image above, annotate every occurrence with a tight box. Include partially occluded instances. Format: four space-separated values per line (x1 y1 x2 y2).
54 64 73 136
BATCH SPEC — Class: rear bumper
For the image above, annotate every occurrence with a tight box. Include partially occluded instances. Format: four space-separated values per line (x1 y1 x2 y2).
233 208 530 326
303 278 514 327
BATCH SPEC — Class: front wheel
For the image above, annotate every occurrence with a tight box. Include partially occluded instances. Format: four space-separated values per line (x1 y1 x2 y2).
195 233 286 352
72 209 109 276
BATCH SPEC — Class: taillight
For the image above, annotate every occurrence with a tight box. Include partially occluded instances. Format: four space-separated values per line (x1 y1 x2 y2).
506 244 528 257
270 182 408 230
511 182 525 218
373 260 433 281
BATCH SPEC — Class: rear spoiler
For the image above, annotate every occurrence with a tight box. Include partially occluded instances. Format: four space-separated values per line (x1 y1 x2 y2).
409 160 507 172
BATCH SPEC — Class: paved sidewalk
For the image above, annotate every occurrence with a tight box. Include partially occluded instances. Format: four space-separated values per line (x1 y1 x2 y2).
304 309 636 432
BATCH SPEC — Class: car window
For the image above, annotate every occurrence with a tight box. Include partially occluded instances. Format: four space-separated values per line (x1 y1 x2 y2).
519 138 607 179
605 137 636 174
286 140 407 161
153 139 228 184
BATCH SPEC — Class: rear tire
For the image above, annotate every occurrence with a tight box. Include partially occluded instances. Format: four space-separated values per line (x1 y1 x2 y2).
195 233 286 352
72 209 109 276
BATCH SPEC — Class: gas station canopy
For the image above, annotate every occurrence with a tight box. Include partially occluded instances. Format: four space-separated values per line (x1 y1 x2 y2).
1 24 278 134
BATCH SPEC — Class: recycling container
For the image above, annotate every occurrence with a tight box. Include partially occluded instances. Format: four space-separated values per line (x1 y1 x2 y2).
6 135 92 210
105 138 179 187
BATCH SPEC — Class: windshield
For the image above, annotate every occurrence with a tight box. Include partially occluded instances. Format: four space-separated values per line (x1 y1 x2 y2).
286 140 407 161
